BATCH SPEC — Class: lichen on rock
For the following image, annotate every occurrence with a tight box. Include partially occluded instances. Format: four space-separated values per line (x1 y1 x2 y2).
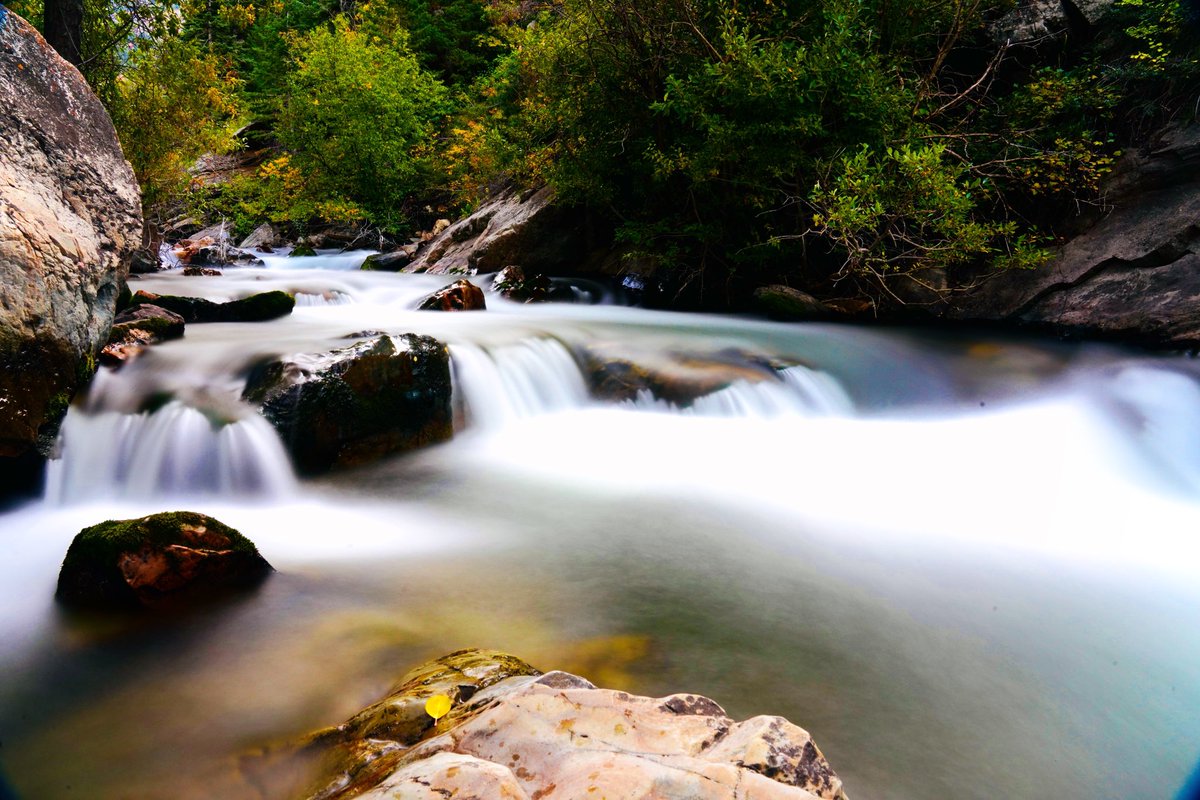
296 649 848 800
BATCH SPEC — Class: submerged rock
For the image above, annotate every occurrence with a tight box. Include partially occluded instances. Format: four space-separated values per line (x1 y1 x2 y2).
55 511 272 610
131 290 295 323
299 649 847 800
417 279 487 311
580 342 778 405
243 334 453 474
0 11 141 484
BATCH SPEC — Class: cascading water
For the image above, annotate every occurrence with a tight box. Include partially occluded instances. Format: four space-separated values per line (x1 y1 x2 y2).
2 256 1199 800
449 339 591 429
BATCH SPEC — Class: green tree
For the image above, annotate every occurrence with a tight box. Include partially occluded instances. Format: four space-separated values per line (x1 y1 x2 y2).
274 14 450 231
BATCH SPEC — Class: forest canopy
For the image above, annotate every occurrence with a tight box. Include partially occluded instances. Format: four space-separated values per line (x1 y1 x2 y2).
12 0 1199 303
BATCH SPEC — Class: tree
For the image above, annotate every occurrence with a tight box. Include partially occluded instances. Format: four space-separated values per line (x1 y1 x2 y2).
42 0 83 65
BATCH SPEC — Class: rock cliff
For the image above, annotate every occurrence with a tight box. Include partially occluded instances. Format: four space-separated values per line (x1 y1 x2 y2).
0 9 141 494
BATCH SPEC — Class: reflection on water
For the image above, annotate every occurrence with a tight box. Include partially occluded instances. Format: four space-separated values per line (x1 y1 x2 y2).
2 262 1199 799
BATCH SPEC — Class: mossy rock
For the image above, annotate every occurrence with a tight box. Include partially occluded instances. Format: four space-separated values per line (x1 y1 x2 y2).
55 511 273 610
360 251 410 272
131 290 294 323
301 649 540 799
243 335 453 475
290 243 318 258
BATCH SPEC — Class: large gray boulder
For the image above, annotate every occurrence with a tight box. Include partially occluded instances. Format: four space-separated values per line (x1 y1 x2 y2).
952 125 1200 347
0 10 141 470
405 185 595 276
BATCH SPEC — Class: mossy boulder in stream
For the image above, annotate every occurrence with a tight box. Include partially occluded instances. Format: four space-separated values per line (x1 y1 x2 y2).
243 334 453 474
131 290 295 323
55 511 273 610
293 648 848 800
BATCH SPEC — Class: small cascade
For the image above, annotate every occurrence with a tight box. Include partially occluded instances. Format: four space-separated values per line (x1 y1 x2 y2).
46 402 296 503
450 339 591 429
628 364 853 417
255 249 377 271
294 289 353 306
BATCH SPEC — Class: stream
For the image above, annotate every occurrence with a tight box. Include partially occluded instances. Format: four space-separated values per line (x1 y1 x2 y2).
1 252 1199 799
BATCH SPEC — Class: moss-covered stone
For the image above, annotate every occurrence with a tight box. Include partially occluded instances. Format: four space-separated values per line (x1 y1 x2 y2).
243 334 453 475
753 285 832 321
290 243 317 257
360 251 410 272
301 649 540 799
55 511 273 610
131 290 294 323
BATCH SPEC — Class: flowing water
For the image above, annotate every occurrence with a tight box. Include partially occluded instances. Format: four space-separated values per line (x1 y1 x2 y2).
2 253 1199 799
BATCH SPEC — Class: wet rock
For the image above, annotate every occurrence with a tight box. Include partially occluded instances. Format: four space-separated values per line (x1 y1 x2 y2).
0 11 141 481
360 250 410 272
242 335 453 474
131 290 295 323
492 265 552 303
129 249 162 274
182 266 223 276
302 649 847 800
55 511 273 610
417 279 486 311
100 305 186 366
754 285 832 321
580 343 777 405
291 243 318 258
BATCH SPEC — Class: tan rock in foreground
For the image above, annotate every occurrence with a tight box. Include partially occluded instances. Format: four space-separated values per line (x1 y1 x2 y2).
307 649 847 800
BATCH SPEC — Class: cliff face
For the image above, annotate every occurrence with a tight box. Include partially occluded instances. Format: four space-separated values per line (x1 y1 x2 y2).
0 8 141 486
950 125 1200 347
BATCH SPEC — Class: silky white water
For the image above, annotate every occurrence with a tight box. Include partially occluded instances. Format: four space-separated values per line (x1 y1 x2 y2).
1 257 1198 800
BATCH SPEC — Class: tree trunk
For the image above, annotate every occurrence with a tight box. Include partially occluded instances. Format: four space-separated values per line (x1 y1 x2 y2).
42 0 84 67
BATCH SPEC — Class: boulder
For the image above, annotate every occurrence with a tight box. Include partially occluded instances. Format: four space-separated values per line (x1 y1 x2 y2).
55 511 272 610
492 265 552 302
300 649 847 800
182 266 223 276
405 185 594 275
951 124 1200 347
242 334 453 474
131 289 295 323
100 305 186 366
417 279 487 311
129 248 161 274
291 243 318 258
360 250 410 272
988 0 1114 43
239 222 283 251
754 285 832 321
0 10 141 474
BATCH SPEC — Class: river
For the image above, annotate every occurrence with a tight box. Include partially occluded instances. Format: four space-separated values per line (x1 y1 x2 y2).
1 252 1198 799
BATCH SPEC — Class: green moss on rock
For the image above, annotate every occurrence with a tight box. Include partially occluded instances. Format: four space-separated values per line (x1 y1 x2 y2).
55 511 273 610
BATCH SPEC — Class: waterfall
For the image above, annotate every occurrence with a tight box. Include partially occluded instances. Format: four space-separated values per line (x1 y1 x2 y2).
627 364 853 417
450 339 591 429
46 402 296 504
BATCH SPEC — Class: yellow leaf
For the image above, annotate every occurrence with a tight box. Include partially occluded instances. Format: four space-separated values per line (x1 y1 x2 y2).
425 694 452 721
